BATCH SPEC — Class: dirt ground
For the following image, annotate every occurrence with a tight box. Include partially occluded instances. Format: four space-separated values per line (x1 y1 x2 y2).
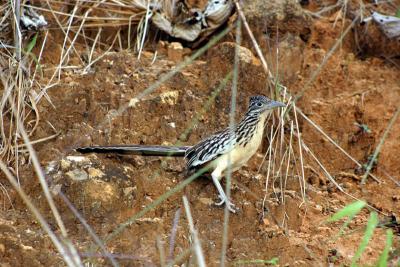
1 0 400 266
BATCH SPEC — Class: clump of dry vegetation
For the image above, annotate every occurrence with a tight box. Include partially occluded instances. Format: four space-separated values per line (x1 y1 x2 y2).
0 0 399 266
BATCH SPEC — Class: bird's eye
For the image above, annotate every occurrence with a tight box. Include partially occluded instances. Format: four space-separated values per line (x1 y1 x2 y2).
256 102 263 107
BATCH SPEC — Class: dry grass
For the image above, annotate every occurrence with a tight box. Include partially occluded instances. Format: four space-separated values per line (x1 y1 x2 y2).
0 0 398 265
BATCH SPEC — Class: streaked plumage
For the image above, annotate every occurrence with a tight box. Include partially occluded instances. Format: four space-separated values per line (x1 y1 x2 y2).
76 95 285 213
184 95 285 212
185 95 283 171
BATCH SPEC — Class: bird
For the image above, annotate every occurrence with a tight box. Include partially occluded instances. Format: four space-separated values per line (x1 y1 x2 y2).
76 95 285 213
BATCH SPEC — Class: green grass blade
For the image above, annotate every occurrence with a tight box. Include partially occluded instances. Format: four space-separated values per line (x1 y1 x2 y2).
377 229 393 267
233 257 279 266
25 33 38 54
334 215 356 240
396 8 400 18
350 212 378 267
327 200 366 222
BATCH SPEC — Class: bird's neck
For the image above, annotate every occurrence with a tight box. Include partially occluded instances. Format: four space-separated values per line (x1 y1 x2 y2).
235 111 269 134
233 110 270 147
237 110 269 129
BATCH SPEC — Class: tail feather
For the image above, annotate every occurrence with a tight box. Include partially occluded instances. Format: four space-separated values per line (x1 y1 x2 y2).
76 145 191 157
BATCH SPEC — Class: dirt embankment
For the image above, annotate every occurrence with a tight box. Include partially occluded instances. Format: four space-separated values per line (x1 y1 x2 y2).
1 0 400 266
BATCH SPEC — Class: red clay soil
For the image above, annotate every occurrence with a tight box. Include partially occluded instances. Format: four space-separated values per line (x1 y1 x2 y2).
1 2 400 267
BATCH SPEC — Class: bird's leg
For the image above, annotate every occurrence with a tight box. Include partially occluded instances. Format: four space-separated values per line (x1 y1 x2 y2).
211 171 237 213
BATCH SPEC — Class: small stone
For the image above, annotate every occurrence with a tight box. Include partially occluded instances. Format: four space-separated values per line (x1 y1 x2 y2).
141 51 154 58
66 156 90 164
317 226 330 232
66 169 88 181
163 160 184 173
0 243 5 254
253 174 263 180
199 197 214 206
20 244 34 250
51 184 62 196
123 187 135 197
85 179 118 204
294 260 306 265
157 40 167 55
168 42 184 62
264 225 279 233
159 90 179 105
392 195 400 201
315 204 323 212
129 97 140 107
132 156 145 167
88 168 105 179
60 159 71 171
45 161 58 174
263 218 270 226
123 166 134 173
343 182 352 189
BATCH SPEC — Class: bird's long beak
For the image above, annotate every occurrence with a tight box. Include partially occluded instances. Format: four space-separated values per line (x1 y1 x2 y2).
267 100 286 109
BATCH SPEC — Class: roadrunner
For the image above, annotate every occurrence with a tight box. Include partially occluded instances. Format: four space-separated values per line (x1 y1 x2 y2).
77 95 285 212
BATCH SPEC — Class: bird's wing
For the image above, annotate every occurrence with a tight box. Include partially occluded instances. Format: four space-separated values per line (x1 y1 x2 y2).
185 128 236 169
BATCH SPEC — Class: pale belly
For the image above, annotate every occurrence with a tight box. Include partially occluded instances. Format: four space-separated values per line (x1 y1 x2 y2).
211 119 265 176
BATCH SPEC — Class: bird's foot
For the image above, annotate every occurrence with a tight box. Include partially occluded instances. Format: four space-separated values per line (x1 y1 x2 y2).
215 195 238 213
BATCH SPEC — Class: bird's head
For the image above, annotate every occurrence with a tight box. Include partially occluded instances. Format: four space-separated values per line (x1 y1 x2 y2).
248 95 285 114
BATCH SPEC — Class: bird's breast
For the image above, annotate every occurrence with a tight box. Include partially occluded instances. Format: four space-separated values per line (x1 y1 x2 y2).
216 118 266 172
236 122 264 157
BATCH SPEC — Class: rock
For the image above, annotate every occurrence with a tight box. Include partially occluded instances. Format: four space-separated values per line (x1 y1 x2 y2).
45 161 58 174
342 182 352 189
163 158 184 172
206 42 268 92
60 159 71 171
140 51 154 59
66 169 88 181
159 90 179 105
264 224 280 234
84 179 119 206
66 155 90 164
315 204 323 212
88 167 105 179
123 187 136 197
0 243 5 254
50 184 62 196
132 156 145 167
157 40 168 56
209 42 261 67
269 34 306 84
242 0 311 38
20 244 34 250
199 197 214 206
253 174 263 180
168 42 184 62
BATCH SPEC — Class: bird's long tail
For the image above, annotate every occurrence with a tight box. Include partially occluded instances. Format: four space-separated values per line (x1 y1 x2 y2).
75 145 191 157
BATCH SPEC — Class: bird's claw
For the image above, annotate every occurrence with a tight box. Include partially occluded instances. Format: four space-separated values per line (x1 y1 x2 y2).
215 195 238 213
